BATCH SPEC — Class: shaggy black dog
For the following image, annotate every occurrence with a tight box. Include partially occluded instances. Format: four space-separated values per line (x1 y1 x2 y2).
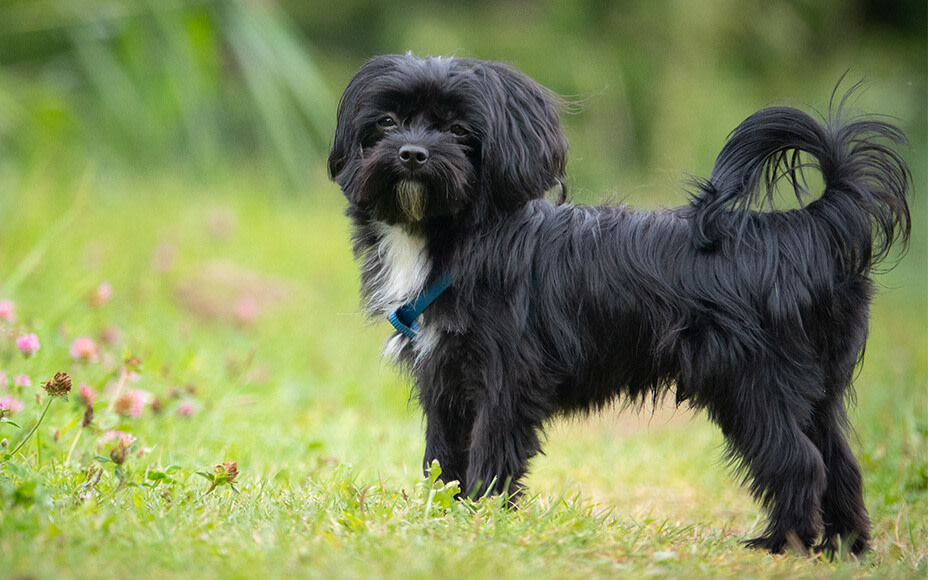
328 54 910 555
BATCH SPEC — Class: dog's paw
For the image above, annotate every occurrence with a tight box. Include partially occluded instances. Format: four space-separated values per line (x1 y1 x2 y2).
744 535 786 554
814 535 869 559
744 531 812 555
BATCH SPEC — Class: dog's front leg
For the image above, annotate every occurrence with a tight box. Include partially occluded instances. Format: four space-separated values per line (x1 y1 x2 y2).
464 396 544 504
422 403 474 490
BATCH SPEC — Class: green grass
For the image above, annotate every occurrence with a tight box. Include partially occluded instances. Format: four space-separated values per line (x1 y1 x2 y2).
0 167 925 579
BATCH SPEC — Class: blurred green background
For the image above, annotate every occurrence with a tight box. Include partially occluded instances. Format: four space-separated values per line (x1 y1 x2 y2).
0 0 924 200
0 3 925 575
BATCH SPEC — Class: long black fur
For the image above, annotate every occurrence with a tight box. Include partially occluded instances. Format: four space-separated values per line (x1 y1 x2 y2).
328 54 911 556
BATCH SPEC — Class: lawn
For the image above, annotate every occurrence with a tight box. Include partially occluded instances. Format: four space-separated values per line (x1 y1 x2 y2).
0 163 925 579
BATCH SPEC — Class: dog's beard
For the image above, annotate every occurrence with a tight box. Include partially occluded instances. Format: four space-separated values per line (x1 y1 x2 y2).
395 179 427 222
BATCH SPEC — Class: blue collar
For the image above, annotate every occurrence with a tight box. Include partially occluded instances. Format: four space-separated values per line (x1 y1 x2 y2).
388 276 452 340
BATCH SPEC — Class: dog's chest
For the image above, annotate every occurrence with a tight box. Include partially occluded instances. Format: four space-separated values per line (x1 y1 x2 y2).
365 223 431 315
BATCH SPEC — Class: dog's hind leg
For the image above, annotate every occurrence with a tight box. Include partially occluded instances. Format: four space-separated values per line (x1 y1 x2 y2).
805 298 871 557
710 372 828 554
806 397 871 557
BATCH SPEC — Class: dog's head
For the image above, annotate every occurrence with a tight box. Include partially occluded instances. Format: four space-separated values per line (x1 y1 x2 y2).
329 54 568 224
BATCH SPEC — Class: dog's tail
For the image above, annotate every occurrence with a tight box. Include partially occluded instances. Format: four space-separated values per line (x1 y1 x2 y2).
689 100 911 274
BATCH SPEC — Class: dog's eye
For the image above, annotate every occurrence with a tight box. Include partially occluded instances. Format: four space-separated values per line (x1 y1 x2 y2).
376 116 397 130
449 124 469 138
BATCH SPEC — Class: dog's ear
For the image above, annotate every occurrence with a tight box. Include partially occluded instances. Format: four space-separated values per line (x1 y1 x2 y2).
328 56 394 183
328 73 365 181
328 83 357 181
475 62 568 208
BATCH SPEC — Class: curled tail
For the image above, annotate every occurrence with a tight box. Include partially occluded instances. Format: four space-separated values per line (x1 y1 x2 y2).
690 102 911 274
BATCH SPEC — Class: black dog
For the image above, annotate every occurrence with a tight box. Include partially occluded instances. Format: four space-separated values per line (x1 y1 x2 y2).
328 54 910 555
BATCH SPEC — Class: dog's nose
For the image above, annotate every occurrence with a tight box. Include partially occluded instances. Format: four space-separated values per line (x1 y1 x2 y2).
399 144 429 169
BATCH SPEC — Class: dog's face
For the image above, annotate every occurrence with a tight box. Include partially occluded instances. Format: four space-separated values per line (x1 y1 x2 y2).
329 54 568 225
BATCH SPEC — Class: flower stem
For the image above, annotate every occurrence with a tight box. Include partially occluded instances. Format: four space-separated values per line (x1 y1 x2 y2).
64 427 83 465
104 365 130 416
10 398 54 457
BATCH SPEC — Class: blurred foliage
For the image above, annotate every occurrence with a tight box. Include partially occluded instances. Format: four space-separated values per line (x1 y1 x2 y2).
0 0 924 196
0 0 335 189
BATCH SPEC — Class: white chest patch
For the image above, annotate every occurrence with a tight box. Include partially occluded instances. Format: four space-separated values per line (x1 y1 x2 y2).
366 222 431 317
